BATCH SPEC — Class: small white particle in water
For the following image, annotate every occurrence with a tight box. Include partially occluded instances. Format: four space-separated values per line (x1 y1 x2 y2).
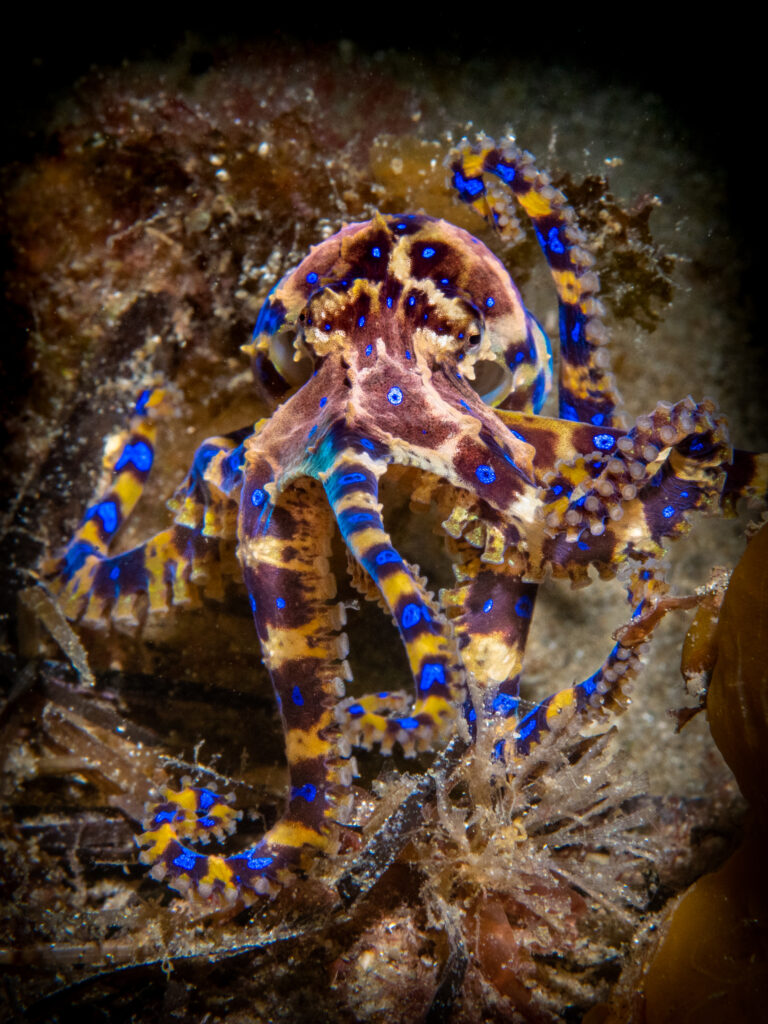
258 141 270 157
390 157 404 175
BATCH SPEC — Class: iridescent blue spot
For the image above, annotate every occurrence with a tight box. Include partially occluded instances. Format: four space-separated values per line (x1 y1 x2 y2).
492 693 518 716
475 464 496 484
306 271 318 284
172 849 199 871
249 594 257 613
308 424 318 439
493 162 516 184
387 386 403 405
276 597 286 609
452 169 484 198
251 488 266 507
92 500 118 534
483 598 493 613
348 703 364 717
292 783 316 802
115 440 153 473
396 717 420 731
339 471 367 486
422 246 436 258
324 323 332 332
581 672 599 697
560 401 578 421
371 246 381 258
386 297 393 309
358 315 365 328
552 484 563 495
577 540 589 551
485 296 495 308
511 430 526 443
441 277 450 285
460 400 471 412
663 505 675 518
198 789 217 810
640 569 652 580
593 433 615 451
405 350 412 360
246 852 274 870
631 599 645 620
681 490 689 498
689 438 705 452
375 549 401 566
198 817 215 829
493 740 505 760
590 413 605 426
109 565 120 581
134 389 152 415
401 603 423 629
360 438 375 451
513 351 524 363
153 809 176 825
420 663 445 691
319 396 327 408
396 222 407 231
407 295 416 307
516 716 537 742
571 322 582 343
467 706 477 723
547 226 565 254
515 595 533 618
365 343 373 356
346 512 375 525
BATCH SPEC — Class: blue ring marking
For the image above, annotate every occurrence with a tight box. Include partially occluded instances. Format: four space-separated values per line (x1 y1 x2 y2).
493 162 516 184
324 323 332 332
422 246 436 258
338 472 367 486
344 512 376 527
152 809 177 825
492 692 518 716
375 549 401 566
515 595 533 618
172 849 200 871
109 565 120 581
348 703 364 717
360 438 375 451
365 343 373 356
547 226 565 254
396 717 420 731
251 488 266 507
115 440 153 473
245 852 274 870
387 386 403 405
475 464 496 484
198 789 217 810
590 413 606 426
371 246 381 258
292 783 317 802
516 716 537 742
401 603 423 629
306 271 318 284
451 168 484 198
276 597 286 609
419 663 446 692
485 296 495 308
482 598 493 613
90 500 118 534
593 433 615 451
134 389 152 415
405 350 412 359
662 505 676 518
358 315 366 328
319 396 327 408
551 484 563 496
407 295 416 307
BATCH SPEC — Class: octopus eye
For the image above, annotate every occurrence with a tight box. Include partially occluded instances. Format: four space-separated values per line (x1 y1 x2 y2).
268 331 313 387
468 358 515 407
